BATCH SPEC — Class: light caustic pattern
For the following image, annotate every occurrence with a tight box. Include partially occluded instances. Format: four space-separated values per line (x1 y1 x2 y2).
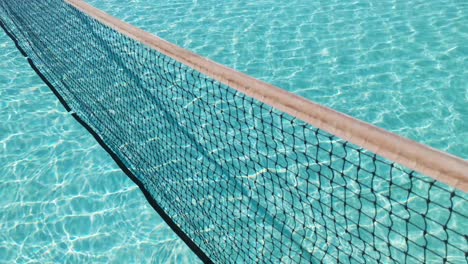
0 4 198 264
1 0 467 263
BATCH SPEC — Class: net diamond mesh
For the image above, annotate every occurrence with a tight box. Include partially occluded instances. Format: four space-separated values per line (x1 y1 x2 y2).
1 0 467 263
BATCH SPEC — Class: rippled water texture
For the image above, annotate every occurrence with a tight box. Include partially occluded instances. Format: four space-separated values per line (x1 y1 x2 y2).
0 32 198 262
88 0 468 158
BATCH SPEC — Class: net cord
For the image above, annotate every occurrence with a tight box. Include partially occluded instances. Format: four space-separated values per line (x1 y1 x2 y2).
65 0 468 192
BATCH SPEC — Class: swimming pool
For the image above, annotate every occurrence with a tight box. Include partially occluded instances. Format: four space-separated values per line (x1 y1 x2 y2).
1 0 467 263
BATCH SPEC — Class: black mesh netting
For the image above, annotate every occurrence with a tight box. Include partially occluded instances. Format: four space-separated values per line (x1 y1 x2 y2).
1 1 467 263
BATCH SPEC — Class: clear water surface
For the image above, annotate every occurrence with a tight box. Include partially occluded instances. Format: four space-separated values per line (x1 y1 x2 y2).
1 0 467 263
0 32 199 262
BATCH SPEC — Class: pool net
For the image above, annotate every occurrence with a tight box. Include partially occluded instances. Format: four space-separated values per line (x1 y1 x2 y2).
1 0 467 263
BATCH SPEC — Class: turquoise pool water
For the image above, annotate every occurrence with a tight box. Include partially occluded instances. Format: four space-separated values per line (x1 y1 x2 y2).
0 32 198 262
1 0 467 263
